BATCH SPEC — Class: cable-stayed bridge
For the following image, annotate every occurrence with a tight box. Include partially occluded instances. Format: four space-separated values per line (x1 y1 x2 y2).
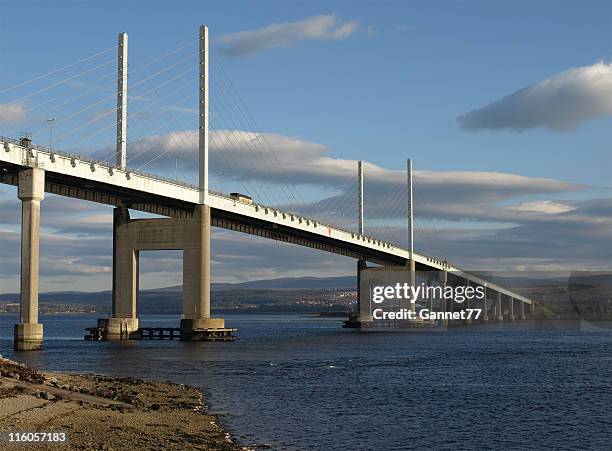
0 26 532 350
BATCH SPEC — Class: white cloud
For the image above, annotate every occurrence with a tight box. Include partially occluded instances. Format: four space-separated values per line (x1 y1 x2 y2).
0 103 26 123
130 129 583 207
507 201 576 214
458 61 612 132
216 15 359 57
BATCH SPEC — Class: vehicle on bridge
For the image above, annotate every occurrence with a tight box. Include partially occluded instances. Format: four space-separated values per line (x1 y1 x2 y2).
230 192 253 205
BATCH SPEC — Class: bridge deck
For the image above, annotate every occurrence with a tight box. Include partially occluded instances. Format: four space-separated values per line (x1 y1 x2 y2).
0 137 532 304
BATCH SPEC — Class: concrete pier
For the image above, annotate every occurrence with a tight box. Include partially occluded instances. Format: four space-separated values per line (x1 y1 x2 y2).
97 205 230 341
481 285 488 323
463 279 472 325
180 205 224 340
496 292 503 322
508 297 515 321
440 270 448 327
14 168 45 351
98 207 139 339
426 278 433 317
519 301 526 320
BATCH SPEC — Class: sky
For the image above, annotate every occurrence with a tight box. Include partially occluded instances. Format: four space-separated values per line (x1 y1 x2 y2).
0 0 611 293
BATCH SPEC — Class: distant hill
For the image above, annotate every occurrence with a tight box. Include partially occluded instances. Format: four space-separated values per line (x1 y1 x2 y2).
0 275 358 314
1 273 610 315
155 276 357 293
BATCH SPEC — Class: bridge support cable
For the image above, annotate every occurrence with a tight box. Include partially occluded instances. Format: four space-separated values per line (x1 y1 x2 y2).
0 57 119 111
212 53 307 209
209 58 293 207
207 122 265 198
66 68 198 162
208 114 275 205
6 69 120 135
317 177 359 230
0 45 116 96
376 177 409 245
55 59 198 153
208 98 281 206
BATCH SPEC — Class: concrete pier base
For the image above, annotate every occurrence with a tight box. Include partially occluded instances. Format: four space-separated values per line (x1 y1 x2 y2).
14 323 43 351
180 318 235 341
496 292 503 322
519 302 526 321
97 317 140 340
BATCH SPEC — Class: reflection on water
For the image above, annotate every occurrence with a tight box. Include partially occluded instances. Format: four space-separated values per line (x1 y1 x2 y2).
1 313 612 449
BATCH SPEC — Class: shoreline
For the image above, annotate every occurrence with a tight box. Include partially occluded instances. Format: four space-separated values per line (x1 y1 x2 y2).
0 357 242 450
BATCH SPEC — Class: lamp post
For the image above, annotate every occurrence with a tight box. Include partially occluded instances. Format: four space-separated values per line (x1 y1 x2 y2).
256 185 264 204
288 195 296 214
175 155 183 181
47 117 56 151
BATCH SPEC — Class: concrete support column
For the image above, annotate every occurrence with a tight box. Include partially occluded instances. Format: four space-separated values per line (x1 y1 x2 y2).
481 286 488 322
356 259 366 320
99 207 139 339
508 297 515 321
519 301 526 320
426 277 433 318
464 279 472 325
496 292 503 322
439 270 448 327
181 205 225 338
183 205 211 319
14 168 45 351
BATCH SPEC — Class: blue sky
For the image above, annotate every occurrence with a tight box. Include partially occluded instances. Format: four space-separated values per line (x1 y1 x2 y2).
2 0 611 182
0 1 611 292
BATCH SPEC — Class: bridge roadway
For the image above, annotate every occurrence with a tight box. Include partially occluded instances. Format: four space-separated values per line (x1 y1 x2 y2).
0 136 533 305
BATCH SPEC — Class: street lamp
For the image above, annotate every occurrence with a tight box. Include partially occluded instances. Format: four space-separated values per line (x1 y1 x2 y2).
256 185 264 203
47 117 56 151
175 155 183 181
288 195 296 214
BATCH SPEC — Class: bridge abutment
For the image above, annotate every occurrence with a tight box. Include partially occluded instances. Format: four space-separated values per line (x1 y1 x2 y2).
14 168 45 351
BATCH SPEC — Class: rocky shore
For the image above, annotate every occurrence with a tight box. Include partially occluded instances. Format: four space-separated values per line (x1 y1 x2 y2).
0 357 240 450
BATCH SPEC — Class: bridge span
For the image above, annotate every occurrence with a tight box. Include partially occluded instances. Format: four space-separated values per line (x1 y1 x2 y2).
0 25 533 350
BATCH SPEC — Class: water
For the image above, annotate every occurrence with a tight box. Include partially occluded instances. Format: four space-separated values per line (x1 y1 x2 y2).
1 313 612 449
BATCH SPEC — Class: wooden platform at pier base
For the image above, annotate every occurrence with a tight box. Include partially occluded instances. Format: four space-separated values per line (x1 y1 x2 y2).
85 326 236 341
179 328 237 341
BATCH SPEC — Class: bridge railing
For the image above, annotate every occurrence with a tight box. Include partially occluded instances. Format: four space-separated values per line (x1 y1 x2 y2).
206 190 397 251
2 136 397 252
1 136 533 305
1 136 198 190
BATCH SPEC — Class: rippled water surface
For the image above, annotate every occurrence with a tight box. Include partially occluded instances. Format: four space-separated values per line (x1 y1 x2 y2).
1 313 611 449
